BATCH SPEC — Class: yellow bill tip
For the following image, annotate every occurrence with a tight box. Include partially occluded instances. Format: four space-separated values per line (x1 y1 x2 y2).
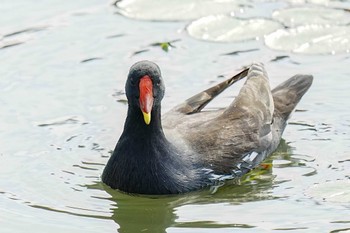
142 111 151 125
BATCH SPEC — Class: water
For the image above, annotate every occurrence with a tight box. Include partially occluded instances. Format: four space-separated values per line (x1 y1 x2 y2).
1 0 350 232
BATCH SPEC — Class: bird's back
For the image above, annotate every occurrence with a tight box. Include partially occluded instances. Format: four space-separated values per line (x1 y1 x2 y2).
163 64 313 175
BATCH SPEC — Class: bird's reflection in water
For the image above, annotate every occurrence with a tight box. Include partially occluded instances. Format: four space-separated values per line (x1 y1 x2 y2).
99 140 296 233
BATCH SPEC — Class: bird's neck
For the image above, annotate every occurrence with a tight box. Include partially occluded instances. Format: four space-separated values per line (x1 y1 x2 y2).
123 104 166 143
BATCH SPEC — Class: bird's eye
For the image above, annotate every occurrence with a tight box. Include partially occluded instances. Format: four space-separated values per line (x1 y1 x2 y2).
156 80 161 86
130 79 136 86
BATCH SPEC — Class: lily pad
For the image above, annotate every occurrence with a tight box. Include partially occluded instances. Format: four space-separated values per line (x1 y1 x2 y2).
305 181 350 204
265 24 350 54
307 0 350 8
115 0 245 21
187 15 282 42
272 7 350 27
278 0 350 8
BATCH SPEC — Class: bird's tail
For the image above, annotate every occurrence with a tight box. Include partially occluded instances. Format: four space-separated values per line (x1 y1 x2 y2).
269 74 313 145
272 74 313 121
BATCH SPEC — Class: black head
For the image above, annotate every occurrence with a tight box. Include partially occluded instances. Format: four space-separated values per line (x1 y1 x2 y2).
125 61 165 124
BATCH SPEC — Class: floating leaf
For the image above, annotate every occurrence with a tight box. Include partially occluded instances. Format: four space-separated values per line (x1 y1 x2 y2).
187 15 282 42
115 0 245 21
150 39 179 52
272 7 350 27
265 24 350 54
307 0 350 8
160 43 169 52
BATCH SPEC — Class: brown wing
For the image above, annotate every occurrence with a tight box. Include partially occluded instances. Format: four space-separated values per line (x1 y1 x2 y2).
164 63 274 173
170 68 249 115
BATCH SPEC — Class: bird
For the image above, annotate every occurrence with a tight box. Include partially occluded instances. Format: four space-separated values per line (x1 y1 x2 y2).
102 60 313 195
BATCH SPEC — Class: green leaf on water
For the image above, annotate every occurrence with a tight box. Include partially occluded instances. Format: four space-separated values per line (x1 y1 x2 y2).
150 39 180 52
160 42 170 52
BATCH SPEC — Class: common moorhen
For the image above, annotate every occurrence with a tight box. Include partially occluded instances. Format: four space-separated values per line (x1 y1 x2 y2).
102 61 313 194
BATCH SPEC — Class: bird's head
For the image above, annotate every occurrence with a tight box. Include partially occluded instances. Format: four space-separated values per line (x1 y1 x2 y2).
125 60 165 125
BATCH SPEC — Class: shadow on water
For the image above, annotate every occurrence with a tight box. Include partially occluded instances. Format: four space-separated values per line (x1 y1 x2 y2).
86 140 298 233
